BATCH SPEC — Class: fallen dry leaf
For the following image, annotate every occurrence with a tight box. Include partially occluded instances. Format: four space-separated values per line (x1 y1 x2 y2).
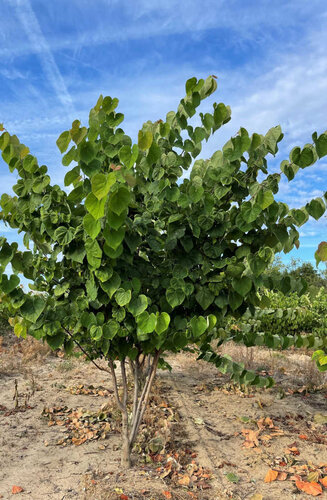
296 480 322 496
264 469 278 483
120 495 129 500
11 486 24 494
299 434 308 440
277 472 288 481
285 446 300 456
308 471 320 483
320 477 327 487
290 474 302 482
196 480 210 489
71 437 87 446
162 492 172 499
257 417 274 430
178 474 191 486
260 434 272 441
242 428 260 448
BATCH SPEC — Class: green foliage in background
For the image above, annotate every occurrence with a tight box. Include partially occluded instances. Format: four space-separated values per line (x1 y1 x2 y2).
222 288 327 372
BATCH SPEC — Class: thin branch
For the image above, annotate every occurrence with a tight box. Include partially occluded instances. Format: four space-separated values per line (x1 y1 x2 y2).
145 354 151 377
63 327 111 374
129 359 135 377
121 359 128 409
139 353 145 372
108 359 125 413
132 358 139 428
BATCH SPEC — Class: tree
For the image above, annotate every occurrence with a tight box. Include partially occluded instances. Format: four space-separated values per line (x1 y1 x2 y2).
263 257 327 295
287 260 327 294
0 76 327 466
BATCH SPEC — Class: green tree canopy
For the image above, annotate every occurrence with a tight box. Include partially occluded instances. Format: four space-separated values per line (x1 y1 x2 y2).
1 75 327 465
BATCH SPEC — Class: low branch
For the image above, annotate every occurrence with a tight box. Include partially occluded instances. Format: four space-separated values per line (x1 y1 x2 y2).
63 327 111 374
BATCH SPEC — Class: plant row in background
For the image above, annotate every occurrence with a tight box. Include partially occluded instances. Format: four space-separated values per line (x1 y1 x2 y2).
217 260 327 373
222 288 326 349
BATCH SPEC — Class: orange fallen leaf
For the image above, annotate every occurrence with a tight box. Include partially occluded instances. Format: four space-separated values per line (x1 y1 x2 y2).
320 477 327 487
162 492 172 499
120 495 129 500
264 469 278 483
296 481 322 496
261 434 272 441
242 429 260 448
257 417 274 429
71 437 87 446
285 446 300 456
290 474 302 482
178 474 190 486
11 486 24 494
299 434 308 440
277 472 288 481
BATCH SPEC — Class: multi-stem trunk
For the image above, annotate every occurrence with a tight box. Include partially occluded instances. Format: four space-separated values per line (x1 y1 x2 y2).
109 351 160 468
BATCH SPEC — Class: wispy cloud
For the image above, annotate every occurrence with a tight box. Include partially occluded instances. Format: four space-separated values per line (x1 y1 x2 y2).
1 1 326 58
0 68 27 80
10 0 75 115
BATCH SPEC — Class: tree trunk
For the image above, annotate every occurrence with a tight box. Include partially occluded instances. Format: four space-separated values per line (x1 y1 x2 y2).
129 351 160 447
108 352 161 468
121 412 131 468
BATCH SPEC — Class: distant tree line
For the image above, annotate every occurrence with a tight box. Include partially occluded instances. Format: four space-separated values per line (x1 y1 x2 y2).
266 257 327 296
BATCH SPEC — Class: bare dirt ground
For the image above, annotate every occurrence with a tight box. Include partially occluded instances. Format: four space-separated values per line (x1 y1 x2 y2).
0 333 326 500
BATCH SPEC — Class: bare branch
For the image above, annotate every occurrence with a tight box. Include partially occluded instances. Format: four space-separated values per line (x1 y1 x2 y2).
108 360 125 413
121 359 128 408
132 358 139 429
63 327 111 374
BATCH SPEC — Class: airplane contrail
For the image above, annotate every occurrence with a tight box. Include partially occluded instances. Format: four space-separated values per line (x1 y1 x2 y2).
10 0 75 116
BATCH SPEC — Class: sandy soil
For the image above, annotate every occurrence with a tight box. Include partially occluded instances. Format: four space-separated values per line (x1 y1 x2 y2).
0 335 326 500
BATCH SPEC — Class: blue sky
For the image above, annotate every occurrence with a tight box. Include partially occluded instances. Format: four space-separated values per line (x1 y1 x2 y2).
1 0 327 266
